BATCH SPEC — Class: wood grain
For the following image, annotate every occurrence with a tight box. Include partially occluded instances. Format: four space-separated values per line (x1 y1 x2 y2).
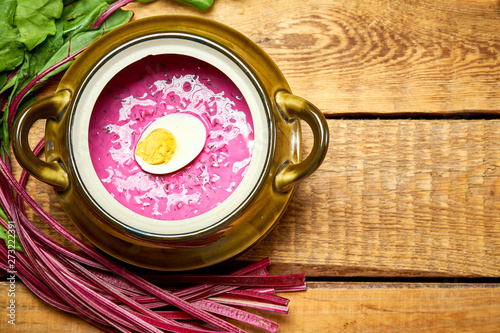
236 282 500 333
125 0 500 115
0 283 100 332
2 0 500 331
2 282 499 332
242 119 500 277
7 0 497 279
13 119 500 278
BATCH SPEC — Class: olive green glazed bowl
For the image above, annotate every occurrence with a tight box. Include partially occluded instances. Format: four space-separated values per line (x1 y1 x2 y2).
12 15 329 271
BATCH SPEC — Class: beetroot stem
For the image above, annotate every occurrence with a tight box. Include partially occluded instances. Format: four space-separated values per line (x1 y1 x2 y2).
92 0 136 29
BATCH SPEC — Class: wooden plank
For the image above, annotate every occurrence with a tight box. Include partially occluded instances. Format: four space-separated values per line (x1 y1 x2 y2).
12 119 500 277
0 283 100 332
242 119 500 277
124 0 500 115
5 0 500 278
3 0 500 330
242 282 500 333
2 282 499 332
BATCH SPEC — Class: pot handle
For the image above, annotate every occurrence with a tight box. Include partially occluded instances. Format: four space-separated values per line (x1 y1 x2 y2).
274 91 329 192
12 90 71 190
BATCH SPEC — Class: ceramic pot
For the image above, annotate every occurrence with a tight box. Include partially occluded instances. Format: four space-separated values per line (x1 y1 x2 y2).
13 15 329 270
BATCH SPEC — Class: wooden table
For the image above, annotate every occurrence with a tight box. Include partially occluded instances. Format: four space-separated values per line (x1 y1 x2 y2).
2 0 500 331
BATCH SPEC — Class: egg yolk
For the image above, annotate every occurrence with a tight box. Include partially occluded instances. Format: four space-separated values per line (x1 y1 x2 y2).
135 129 177 165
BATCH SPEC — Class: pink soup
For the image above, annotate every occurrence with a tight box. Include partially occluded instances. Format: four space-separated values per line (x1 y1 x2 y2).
88 54 254 220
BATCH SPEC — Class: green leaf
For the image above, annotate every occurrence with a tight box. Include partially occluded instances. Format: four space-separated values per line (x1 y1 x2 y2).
1 0 133 157
97 6 133 31
0 73 6 91
14 0 64 51
6 30 99 112
0 71 17 95
2 116 10 146
0 0 25 72
5 5 133 118
0 0 17 25
0 224 24 252
0 205 8 222
7 52 31 106
61 0 108 36
23 19 65 79
177 0 214 10
38 6 132 75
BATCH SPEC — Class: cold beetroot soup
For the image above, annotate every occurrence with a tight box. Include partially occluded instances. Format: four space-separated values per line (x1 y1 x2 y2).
88 54 254 221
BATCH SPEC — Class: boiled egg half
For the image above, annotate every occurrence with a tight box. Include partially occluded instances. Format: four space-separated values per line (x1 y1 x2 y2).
135 113 207 174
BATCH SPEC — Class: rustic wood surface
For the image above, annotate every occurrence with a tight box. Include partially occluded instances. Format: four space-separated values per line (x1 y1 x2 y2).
2 0 500 331
3 282 500 332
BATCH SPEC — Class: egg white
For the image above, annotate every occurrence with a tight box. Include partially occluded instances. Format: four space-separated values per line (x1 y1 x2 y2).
135 113 207 174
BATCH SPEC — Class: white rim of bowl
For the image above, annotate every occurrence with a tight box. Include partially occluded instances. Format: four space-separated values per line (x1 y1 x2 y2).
70 36 270 237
